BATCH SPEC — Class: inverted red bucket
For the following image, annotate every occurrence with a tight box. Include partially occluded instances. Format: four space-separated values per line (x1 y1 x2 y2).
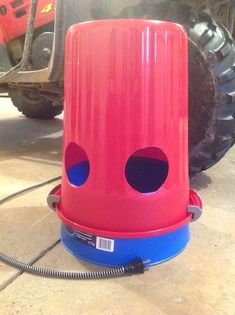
48 19 202 267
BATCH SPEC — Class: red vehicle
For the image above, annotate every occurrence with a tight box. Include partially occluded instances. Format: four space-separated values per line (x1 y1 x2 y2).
0 0 234 176
0 1 54 43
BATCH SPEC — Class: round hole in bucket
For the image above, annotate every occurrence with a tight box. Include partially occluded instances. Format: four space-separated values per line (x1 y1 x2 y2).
65 143 90 187
125 147 169 193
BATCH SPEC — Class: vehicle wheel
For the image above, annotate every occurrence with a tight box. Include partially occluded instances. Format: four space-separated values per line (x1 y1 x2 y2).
10 90 63 120
119 1 235 176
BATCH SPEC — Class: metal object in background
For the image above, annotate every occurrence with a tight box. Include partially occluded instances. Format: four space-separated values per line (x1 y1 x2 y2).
198 0 235 34
227 0 235 34
31 32 54 70
0 0 38 83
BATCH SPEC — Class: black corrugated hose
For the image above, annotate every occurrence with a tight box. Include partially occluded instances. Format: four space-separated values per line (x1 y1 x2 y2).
0 176 148 280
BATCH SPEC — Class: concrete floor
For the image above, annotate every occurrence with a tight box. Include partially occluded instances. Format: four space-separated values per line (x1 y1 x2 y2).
0 98 234 315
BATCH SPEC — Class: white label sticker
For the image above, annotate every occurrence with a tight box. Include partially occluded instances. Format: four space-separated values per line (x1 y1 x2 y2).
96 237 115 252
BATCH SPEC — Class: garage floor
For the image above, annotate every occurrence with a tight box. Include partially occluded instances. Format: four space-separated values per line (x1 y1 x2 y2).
0 98 234 315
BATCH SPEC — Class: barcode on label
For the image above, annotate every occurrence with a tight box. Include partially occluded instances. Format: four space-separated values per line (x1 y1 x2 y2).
96 237 114 252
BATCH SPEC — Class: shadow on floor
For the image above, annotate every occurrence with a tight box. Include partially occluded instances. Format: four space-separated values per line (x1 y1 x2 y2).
190 172 212 191
0 116 63 162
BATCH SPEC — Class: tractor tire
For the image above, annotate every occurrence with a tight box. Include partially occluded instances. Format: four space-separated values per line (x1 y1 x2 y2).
10 90 63 120
119 1 235 176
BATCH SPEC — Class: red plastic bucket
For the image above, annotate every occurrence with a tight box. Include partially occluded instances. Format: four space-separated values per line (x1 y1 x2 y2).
49 20 202 266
